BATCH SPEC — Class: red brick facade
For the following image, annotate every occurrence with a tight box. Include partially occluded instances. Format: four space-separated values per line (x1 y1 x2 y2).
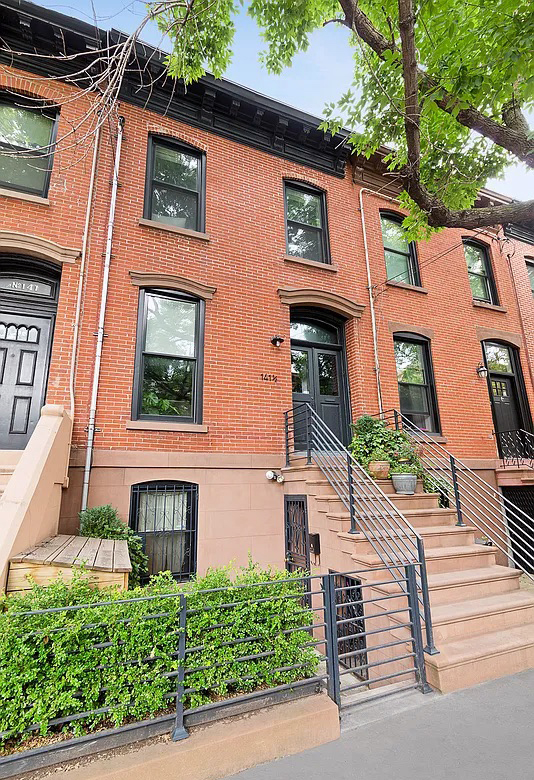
1 51 533 569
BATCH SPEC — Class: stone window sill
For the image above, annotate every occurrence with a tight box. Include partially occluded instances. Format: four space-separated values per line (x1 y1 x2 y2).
126 419 209 433
0 187 49 206
472 300 507 313
139 217 210 241
386 280 428 294
283 254 338 272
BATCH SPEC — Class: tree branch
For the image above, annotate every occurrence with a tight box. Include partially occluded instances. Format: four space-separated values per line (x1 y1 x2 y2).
338 0 534 168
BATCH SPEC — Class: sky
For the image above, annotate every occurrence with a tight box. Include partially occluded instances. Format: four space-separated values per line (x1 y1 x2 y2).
39 0 533 201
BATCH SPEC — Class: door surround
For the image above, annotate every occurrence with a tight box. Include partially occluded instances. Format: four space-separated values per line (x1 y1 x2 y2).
481 340 533 452
0 256 60 449
290 306 351 444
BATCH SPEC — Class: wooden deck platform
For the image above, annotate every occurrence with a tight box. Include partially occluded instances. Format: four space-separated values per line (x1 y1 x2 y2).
7 534 131 594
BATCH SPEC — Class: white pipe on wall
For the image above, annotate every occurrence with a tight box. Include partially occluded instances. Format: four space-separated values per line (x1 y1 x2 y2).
81 116 125 510
69 123 101 418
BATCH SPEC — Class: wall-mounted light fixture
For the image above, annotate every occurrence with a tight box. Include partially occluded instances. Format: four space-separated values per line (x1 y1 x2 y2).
265 470 285 484
270 335 285 347
476 362 489 379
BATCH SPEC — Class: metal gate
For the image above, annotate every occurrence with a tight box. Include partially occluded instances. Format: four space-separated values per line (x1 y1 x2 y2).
501 485 534 572
284 495 310 573
332 573 368 680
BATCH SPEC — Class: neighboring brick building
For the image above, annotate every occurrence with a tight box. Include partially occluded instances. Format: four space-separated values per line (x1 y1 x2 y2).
0 0 533 582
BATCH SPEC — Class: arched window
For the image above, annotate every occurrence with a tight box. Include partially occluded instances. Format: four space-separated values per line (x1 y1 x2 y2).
380 212 420 286
463 239 498 304
133 288 204 422
130 480 198 582
393 333 440 433
0 92 58 197
284 181 330 264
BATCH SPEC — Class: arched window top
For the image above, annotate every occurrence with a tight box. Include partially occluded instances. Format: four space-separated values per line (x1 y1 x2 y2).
483 341 514 374
129 271 216 300
290 318 339 345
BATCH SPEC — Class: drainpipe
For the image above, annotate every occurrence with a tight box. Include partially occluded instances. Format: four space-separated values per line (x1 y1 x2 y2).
69 122 101 418
81 116 125 510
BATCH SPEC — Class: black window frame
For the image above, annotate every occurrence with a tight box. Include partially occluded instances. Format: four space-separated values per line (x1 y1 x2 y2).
380 211 421 287
0 92 59 198
526 259 534 297
144 135 206 233
129 480 198 583
284 180 330 264
394 332 441 434
132 288 205 424
463 238 499 305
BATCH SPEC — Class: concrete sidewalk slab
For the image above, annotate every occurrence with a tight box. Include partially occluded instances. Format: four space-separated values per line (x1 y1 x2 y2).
229 670 534 780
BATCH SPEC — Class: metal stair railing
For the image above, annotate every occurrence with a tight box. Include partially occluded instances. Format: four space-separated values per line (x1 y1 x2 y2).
496 429 534 469
380 410 534 582
284 403 437 654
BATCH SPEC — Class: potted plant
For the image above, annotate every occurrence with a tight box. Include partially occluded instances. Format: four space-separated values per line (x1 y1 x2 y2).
390 463 418 495
367 448 391 480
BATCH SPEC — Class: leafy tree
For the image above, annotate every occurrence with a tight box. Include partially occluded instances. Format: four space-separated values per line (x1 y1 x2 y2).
151 0 533 235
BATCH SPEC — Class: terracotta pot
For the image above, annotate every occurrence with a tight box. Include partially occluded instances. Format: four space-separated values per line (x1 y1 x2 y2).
368 461 390 479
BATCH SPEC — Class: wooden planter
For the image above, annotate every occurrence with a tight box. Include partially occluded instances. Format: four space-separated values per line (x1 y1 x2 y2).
6 535 131 595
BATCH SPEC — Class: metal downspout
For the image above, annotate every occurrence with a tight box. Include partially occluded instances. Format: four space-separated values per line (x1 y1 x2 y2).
81 116 125 510
69 123 101 418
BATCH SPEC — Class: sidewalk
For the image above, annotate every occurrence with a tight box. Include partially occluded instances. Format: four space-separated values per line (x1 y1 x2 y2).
229 670 534 780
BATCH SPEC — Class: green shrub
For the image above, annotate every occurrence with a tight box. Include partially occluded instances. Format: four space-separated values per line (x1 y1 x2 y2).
349 415 422 476
78 504 148 587
0 563 318 748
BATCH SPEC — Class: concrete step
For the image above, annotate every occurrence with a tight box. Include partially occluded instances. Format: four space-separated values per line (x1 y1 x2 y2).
430 590 534 643
386 492 441 511
401 507 460 528
350 544 497 575
428 566 521 605
0 466 15 486
0 450 22 466
425 623 534 692
336 525 476 554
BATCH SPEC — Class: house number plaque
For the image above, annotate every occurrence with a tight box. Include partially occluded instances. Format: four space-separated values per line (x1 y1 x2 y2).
261 374 278 383
0 278 53 297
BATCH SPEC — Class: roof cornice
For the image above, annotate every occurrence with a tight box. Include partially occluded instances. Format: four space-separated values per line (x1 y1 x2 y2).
0 0 349 177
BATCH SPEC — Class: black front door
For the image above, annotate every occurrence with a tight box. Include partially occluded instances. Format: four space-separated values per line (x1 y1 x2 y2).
0 312 53 449
490 376 521 435
291 315 349 445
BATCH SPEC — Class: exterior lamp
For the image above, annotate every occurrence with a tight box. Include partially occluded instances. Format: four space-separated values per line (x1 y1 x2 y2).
270 335 285 347
476 363 489 379
265 470 285 484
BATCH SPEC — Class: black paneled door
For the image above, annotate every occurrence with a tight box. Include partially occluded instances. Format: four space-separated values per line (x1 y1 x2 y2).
0 312 53 449
291 314 349 446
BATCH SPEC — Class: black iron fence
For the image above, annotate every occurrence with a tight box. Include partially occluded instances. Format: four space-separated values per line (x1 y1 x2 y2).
0 566 429 778
496 429 534 469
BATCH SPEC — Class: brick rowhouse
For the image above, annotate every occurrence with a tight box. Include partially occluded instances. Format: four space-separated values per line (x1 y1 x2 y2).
0 0 532 577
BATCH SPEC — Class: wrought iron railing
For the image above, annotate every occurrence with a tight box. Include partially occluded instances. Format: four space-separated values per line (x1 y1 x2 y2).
381 410 534 581
496 429 534 469
284 403 437 655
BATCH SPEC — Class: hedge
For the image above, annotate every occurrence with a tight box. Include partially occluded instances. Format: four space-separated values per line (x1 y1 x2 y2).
0 563 318 748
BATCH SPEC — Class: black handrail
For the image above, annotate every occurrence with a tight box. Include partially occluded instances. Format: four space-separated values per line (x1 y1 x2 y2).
284 403 437 654
381 410 534 582
496 429 534 469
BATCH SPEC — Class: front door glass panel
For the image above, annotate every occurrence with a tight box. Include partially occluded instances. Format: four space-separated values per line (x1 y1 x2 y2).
291 349 310 394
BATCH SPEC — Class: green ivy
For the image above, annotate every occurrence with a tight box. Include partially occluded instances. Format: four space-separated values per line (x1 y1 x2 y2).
0 563 318 749
79 505 148 587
